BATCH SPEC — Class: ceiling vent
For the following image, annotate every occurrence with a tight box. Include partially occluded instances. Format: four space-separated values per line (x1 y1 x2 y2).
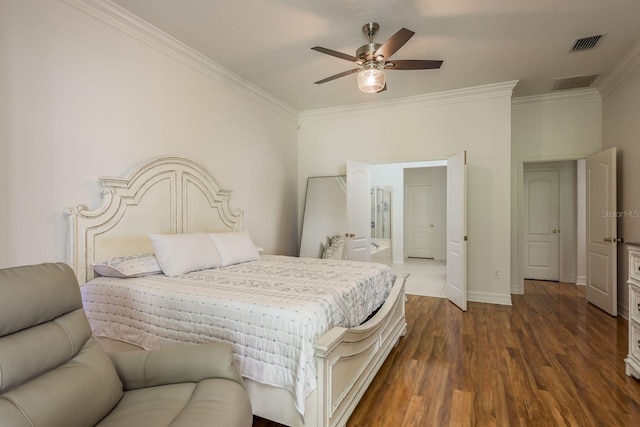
570 34 604 52
550 74 600 91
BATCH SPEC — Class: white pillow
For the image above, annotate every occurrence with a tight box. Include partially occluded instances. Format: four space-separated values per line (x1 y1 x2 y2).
91 254 162 278
209 230 260 267
149 232 221 277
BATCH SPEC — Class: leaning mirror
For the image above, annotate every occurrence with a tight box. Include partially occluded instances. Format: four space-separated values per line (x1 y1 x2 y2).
299 176 347 258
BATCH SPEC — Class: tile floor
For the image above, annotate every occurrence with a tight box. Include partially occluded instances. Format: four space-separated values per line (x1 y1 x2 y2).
379 257 447 298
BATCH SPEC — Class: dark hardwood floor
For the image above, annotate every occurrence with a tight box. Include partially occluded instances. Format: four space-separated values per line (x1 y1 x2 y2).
254 280 640 426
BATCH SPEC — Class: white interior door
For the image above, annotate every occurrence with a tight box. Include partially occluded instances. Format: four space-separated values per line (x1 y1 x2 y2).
347 160 371 262
406 184 435 258
586 148 617 315
445 151 467 311
523 170 559 281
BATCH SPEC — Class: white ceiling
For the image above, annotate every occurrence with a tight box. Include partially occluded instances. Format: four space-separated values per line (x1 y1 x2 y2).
111 0 640 111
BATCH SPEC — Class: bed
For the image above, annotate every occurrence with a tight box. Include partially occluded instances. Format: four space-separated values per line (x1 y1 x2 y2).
66 156 407 427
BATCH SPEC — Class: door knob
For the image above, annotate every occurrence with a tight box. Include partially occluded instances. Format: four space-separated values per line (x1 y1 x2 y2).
604 237 612 243
552 229 559 233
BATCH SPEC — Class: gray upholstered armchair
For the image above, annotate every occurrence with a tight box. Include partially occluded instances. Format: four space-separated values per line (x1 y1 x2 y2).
0 263 252 427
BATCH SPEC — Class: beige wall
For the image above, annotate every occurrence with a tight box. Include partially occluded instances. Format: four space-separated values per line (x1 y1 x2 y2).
299 83 515 305
602 54 640 315
0 0 299 269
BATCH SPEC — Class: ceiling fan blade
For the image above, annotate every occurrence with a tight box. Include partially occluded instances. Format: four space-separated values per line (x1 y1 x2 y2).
314 68 360 84
311 46 359 62
385 59 443 70
374 28 414 60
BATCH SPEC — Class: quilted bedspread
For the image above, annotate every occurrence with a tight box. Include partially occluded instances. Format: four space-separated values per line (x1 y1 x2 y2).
80 255 396 414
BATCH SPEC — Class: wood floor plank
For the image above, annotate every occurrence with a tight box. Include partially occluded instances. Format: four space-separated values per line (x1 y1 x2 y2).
449 389 472 427
253 280 640 426
401 395 427 427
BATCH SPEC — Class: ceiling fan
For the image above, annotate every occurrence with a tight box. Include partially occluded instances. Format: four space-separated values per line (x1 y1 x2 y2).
312 22 443 93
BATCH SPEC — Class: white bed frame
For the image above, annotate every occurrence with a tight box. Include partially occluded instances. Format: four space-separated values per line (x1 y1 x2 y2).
66 156 407 427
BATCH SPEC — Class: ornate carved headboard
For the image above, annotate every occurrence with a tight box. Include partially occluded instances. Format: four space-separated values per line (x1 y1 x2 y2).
66 156 242 284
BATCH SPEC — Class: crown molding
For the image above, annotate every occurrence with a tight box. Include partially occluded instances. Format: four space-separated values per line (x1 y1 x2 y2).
299 81 518 121
597 39 640 99
61 0 298 121
511 88 601 111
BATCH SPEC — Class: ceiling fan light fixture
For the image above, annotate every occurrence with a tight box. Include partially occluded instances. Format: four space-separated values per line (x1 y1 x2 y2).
312 23 442 93
357 62 386 93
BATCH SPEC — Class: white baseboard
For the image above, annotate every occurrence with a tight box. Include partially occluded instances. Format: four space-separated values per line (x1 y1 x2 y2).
576 275 587 286
468 291 512 306
618 301 629 320
562 274 577 284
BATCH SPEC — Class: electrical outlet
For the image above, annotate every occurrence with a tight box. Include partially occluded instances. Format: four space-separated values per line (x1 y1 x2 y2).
493 269 500 279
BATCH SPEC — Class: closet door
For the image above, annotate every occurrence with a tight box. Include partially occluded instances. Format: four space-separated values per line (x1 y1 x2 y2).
522 169 560 281
406 183 436 258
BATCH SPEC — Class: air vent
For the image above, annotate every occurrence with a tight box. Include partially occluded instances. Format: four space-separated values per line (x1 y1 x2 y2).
571 34 604 52
550 74 600 91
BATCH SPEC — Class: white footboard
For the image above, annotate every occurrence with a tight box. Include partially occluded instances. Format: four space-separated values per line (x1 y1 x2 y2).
313 274 407 427
248 275 407 427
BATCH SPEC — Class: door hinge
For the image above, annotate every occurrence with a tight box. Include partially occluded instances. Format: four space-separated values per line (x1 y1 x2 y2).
464 150 467 165
464 235 468 241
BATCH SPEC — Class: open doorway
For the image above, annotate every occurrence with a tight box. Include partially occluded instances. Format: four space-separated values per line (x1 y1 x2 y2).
518 159 586 292
403 166 448 297
371 160 448 297
517 149 619 317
